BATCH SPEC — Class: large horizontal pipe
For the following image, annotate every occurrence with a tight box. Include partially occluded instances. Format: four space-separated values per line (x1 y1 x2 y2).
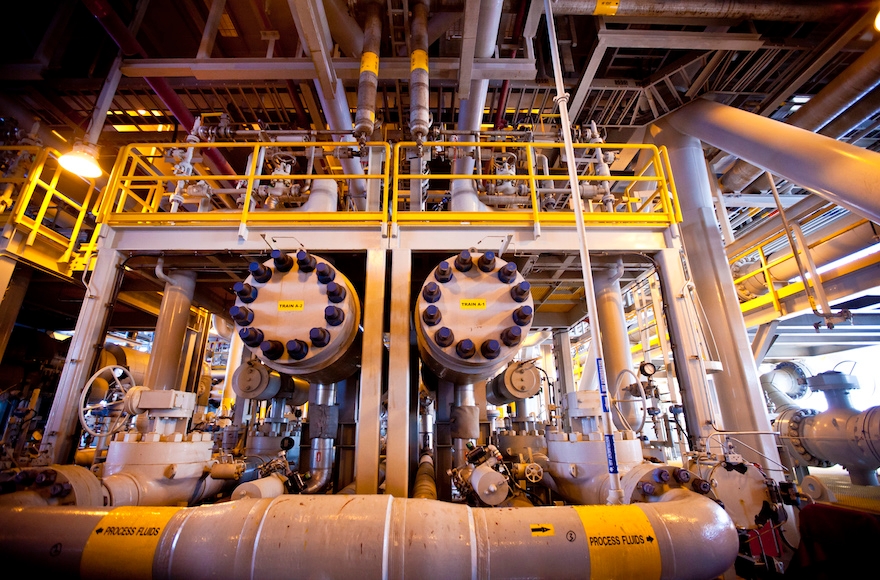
551 1 872 20
664 98 880 224
0 491 737 579
721 38 880 192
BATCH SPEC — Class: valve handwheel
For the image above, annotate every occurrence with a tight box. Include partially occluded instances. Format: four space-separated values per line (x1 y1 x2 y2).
524 462 543 484
78 365 136 438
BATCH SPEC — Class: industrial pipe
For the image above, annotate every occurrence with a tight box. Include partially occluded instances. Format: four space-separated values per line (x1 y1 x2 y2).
323 0 364 58
493 0 528 130
82 0 237 179
820 85 880 140
665 97 880 226
293 178 339 212
593 260 642 431
0 492 738 579
144 263 197 393
773 371 880 486
722 39 880 192
412 454 437 499
408 0 431 142
302 383 337 494
732 212 875 299
550 0 870 20
354 0 383 139
450 0 504 212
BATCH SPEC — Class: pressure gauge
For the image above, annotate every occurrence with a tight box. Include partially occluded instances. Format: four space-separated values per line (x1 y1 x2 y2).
640 361 657 377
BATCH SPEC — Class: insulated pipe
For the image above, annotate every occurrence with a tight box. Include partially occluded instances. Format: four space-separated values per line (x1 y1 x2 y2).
408 0 431 142
354 0 383 139
649 120 783 477
0 492 738 580
593 261 641 431
313 78 368 210
143 263 197 392
302 383 337 494
722 39 880 192
450 0 504 212
413 454 437 499
293 178 339 212
820 85 880 140
550 0 870 20
82 0 237 179
733 213 875 299
666 98 880 226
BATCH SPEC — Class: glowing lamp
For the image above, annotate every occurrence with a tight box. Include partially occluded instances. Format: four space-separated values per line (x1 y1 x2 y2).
59 141 102 178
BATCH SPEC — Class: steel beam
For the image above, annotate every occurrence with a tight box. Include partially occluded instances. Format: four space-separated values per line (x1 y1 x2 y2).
750 320 780 365
385 248 412 497
457 0 481 100
197 0 227 59
355 249 386 494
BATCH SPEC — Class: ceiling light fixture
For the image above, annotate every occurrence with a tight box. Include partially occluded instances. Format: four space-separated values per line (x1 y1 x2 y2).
876 9 880 32
58 141 102 178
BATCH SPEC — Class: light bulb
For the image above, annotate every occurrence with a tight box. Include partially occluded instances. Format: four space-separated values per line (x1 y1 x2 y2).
875 9 880 32
59 142 102 178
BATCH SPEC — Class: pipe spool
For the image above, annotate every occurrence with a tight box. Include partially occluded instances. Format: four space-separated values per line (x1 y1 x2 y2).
231 251 361 384
414 252 534 384
0 492 738 580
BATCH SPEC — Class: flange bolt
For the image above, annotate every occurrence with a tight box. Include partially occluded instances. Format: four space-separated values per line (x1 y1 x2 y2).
512 305 533 326
271 249 293 272
249 262 272 283
233 281 258 303
422 305 442 326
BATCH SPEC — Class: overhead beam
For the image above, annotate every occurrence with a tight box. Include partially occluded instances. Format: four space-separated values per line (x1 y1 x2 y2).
721 194 810 208
457 0 481 100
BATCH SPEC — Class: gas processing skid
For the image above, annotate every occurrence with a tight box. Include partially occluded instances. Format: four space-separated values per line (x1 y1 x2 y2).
2 2 880 579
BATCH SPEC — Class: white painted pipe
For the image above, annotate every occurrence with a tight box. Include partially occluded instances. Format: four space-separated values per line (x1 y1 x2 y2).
293 178 338 212
593 261 642 431
665 98 880 225
322 0 363 58
450 0 504 212
313 78 367 210
144 263 197 392
0 492 737 580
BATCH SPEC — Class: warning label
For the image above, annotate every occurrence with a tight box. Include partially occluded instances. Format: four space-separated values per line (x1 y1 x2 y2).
278 300 305 311
573 505 661 579
80 507 181 580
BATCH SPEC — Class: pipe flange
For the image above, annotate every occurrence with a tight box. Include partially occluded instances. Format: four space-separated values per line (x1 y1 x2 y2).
786 408 830 467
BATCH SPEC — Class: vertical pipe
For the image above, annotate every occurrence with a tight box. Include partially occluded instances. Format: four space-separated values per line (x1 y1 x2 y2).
544 0 623 504
450 0 504 212
493 0 528 130
649 121 783 478
452 383 476 468
593 262 641 431
143 263 197 392
354 0 382 139
303 383 337 493
409 0 431 142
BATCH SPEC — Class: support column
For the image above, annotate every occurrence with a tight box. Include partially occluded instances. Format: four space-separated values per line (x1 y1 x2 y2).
385 249 411 497
355 249 385 494
0 257 31 363
650 122 782 477
39 248 125 464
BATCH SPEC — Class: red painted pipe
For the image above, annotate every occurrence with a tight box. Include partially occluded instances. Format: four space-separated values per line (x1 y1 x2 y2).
82 0 237 178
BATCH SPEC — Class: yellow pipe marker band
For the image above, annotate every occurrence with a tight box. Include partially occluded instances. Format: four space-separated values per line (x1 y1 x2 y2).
594 0 620 16
80 507 182 580
573 504 661 580
411 49 429 72
360 51 379 76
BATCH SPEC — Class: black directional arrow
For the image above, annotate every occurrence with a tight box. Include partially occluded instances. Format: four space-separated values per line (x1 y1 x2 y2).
531 526 552 533
646 536 654 543
95 528 104 534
